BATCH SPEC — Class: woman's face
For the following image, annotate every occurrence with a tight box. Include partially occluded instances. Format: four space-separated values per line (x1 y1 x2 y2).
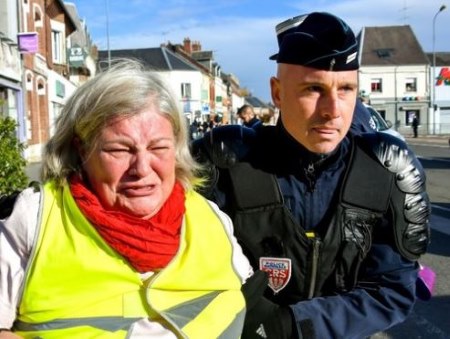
81 106 176 219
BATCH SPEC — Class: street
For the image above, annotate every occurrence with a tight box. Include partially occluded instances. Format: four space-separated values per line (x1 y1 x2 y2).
373 138 450 339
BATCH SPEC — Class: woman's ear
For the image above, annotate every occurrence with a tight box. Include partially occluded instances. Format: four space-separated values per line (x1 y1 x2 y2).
72 136 85 161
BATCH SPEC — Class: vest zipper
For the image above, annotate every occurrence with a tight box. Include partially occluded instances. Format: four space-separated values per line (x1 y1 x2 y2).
306 233 321 299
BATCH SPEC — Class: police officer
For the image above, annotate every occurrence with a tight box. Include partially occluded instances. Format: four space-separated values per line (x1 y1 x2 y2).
192 11 431 339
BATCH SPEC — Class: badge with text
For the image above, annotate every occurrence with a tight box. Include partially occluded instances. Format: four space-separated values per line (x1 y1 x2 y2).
259 257 292 293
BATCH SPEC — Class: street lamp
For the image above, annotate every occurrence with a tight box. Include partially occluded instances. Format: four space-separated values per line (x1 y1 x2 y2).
432 4 446 134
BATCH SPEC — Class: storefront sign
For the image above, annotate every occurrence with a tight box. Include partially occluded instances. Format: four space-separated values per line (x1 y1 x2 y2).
68 46 86 67
17 32 38 54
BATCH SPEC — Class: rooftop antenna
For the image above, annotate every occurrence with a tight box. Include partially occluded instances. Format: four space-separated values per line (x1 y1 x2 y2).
399 0 411 24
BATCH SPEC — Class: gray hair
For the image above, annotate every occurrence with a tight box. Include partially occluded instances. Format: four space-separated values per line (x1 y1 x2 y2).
41 58 201 190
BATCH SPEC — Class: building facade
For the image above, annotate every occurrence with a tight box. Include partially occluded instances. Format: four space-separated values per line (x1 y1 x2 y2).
20 0 77 161
427 52 450 133
358 25 431 136
0 0 25 143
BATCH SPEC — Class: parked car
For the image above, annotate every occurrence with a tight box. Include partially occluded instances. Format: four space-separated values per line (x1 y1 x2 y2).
364 104 406 142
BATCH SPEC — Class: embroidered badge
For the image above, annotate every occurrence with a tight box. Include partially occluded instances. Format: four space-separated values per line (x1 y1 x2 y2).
346 52 357 64
259 257 292 293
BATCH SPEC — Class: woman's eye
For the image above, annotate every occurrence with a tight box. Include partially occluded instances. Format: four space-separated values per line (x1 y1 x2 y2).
150 143 171 151
105 148 130 154
152 146 168 151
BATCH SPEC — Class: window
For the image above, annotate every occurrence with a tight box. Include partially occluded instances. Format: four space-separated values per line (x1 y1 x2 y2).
405 78 417 92
377 109 386 120
50 19 66 64
181 83 191 99
0 88 7 118
51 30 65 64
33 5 43 28
371 78 382 93
375 49 393 58
37 81 45 95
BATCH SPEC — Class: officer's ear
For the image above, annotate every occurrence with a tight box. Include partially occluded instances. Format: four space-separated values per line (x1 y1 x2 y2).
270 76 281 109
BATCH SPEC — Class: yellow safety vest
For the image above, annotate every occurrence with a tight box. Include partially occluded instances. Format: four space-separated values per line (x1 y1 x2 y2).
14 181 245 338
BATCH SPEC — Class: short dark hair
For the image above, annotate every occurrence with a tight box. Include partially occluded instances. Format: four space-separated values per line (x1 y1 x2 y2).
237 104 253 116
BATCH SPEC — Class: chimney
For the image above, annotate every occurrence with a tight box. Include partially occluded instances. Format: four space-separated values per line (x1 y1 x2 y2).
192 41 202 52
183 37 192 54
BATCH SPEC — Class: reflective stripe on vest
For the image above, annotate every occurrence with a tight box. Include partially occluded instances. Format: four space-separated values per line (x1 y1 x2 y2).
15 181 245 338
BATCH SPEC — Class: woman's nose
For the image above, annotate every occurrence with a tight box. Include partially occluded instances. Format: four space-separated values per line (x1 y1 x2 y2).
130 152 152 177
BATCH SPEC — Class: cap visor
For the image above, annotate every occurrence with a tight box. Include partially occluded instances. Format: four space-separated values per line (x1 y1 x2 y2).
269 53 278 60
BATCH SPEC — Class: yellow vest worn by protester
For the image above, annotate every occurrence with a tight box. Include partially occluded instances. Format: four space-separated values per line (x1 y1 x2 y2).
13 181 245 338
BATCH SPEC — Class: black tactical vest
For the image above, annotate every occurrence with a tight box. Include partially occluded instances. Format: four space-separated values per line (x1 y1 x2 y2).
224 140 393 305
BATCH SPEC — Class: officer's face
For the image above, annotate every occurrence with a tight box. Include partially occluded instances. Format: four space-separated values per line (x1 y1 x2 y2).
270 64 358 154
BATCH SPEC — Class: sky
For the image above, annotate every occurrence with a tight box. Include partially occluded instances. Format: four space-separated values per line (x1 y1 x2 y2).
67 0 450 103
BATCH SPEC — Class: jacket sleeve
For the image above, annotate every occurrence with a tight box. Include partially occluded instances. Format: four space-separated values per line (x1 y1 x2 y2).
206 199 253 283
191 124 256 209
290 242 417 338
0 188 40 328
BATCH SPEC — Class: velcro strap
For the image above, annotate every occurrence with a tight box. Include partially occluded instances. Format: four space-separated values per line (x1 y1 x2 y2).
342 144 392 213
228 162 283 210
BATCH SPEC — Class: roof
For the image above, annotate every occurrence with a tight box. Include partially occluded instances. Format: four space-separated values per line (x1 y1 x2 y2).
97 47 199 71
64 3 87 46
58 0 77 34
192 50 214 61
358 25 429 66
425 52 450 66
245 96 268 108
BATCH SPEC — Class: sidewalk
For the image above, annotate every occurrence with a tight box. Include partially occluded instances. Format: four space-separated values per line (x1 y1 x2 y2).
405 134 450 147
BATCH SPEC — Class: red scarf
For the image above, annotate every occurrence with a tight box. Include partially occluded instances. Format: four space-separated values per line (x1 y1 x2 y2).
70 176 185 272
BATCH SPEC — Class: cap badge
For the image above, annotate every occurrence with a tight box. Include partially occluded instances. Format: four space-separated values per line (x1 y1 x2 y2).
329 58 336 71
346 52 357 64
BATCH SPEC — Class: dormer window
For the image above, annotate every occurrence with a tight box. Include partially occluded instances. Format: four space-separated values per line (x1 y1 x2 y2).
375 49 393 58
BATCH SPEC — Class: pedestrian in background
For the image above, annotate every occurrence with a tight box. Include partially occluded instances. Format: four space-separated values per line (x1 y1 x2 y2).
192 11 431 338
237 104 262 129
0 59 252 338
412 114 419 138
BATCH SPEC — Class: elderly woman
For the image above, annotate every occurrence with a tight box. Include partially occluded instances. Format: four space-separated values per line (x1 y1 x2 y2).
0 59 252 338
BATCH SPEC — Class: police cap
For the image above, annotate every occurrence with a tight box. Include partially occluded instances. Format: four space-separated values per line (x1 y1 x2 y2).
270 12 359 71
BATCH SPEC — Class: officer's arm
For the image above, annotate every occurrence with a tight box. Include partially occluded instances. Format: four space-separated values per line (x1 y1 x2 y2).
288 244 417 338
191 125 256 207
